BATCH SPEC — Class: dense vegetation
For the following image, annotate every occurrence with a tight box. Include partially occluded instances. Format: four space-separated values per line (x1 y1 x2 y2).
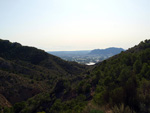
0 39 150 113
0 39 88 113
90 39 150 113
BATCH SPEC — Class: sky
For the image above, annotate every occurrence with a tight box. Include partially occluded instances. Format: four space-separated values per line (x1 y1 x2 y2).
0 0 150 51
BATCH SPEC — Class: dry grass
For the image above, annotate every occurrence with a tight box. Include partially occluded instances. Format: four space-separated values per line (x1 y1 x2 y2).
82 100 112 113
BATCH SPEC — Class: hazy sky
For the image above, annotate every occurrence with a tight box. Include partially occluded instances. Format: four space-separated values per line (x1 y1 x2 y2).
0 0 150 51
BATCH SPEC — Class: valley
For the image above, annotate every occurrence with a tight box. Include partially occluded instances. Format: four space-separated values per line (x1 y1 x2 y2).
0 39 150 113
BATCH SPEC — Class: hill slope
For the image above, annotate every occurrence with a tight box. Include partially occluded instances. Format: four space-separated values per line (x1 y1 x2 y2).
0 39 86 75
87 39 150 113
0 39 88 108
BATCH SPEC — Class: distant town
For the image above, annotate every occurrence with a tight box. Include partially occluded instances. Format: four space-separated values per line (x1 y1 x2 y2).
48 47 124 65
